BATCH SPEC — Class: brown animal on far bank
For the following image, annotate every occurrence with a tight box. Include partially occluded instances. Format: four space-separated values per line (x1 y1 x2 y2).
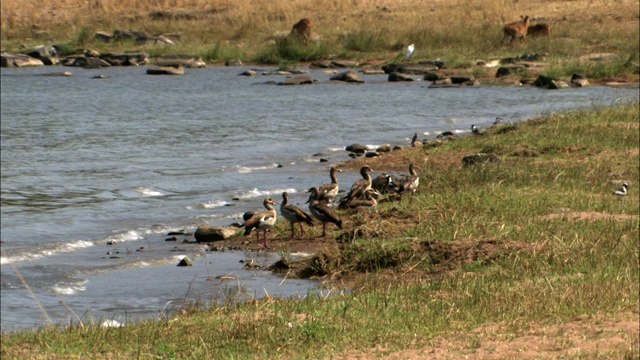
291 18 312 44
528 23 551 37
502 15 530 45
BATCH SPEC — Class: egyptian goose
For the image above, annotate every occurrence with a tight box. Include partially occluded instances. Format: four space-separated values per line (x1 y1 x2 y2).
317 166 342 203
243 197 277 248
389 163 420 202
340 165 374 206
307 187 343 237
339 188 378 209
280 192 314 238
613 183 629 196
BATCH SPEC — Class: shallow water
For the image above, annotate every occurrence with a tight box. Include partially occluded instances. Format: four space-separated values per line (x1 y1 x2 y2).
1 65 637 331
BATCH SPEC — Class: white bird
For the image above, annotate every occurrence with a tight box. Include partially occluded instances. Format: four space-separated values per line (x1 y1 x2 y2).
404 44 415 59
613 183 629 196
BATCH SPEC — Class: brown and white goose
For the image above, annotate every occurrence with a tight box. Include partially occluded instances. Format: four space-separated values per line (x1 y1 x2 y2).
389 163 420 202
307 187 343 237
339 188 379 209
317 166 342 203
340 165 374 206
280 192 314 238
243 197 277 248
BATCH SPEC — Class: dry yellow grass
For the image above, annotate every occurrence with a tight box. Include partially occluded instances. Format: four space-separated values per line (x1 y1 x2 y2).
2 0 638 61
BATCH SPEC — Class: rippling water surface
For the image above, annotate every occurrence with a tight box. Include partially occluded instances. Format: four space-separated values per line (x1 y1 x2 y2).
1 65 637 330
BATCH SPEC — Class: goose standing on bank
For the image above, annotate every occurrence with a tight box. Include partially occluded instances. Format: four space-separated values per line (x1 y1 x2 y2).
243 197 277 248
613 183 629 196
340 165 374 206
390 163 421 202
307 187 343 237
339 188 379 209
317 166 342 204
280 192 314 238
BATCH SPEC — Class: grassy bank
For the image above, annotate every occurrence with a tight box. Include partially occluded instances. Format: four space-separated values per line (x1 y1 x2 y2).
2 102 638 359
1 0 639 80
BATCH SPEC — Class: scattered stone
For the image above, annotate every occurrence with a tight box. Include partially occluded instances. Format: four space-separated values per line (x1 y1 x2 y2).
462 153 501 167
382 63 438 75
42 71 72 76
92 74 109 79
365 151 381 158
495 65 525 77
278 75 316 85
165 237 178 242
177 256 193 267
155 54 205 68
361 68 385 75
345 144 369 154
423 71 446 81
239 69 257 76
330 70 364 83
194 224 239 242
388 72 415 82
146 65 184 75
570 73 590 87
225 59 243 66
376 144 392 153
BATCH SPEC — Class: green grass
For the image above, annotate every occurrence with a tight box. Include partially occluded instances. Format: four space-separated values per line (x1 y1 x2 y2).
2 102 638 359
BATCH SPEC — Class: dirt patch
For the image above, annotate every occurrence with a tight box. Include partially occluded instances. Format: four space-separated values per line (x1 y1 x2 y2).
538 211 639 221
337 312 639 359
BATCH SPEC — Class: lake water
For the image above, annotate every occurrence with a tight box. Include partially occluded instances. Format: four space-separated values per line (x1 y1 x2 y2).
1 64 637 331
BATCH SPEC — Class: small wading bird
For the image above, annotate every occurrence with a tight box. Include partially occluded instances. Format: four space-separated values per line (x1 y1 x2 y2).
307 187 343 237
280 192 314 239
405 44 415 59
471 124 482 135
613 183 629 196
243 197 277 248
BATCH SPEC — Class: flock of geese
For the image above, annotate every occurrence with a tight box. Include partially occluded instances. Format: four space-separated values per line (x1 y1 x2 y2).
241 163 421 247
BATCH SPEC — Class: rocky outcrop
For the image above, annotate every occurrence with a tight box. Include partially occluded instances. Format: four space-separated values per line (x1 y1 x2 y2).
534 74 569 89
570 73 590 87
154 54 206 68
24 45 59 65
194 224 239 242
330 70 364 83
388 72 415 82
146 65 185 75
345 144 369 155
278 75 316 85
382 63 439 75
1 53 44 67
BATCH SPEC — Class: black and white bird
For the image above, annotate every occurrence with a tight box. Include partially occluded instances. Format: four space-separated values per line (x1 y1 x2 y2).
613 183 629 196
388 163 421 202
471 124 482 135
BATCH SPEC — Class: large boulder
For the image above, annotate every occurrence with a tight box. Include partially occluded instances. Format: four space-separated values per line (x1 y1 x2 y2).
1 53 44 67
24 45 58 65
345 143 369 154
194 224 239 242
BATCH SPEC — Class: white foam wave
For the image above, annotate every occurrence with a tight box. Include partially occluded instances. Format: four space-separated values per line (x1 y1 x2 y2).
327 147 345 152
105 230 143 243
231 164 278 174
234 188 297 200
50 280 88 295
196 200 230 209
134 187 164 197
1 240 94 265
